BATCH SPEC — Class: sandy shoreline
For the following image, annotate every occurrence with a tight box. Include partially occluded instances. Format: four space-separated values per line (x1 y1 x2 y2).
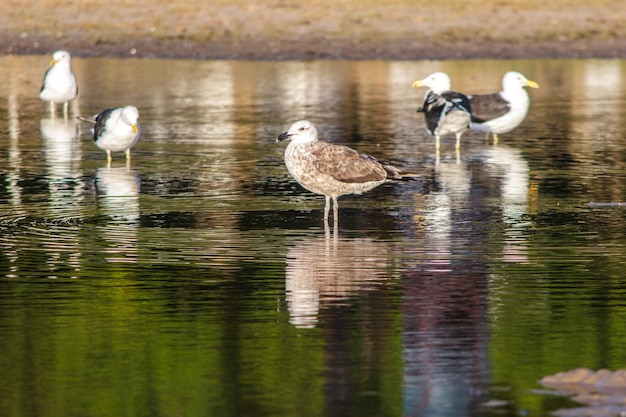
4 35 626 61
2 1 626 60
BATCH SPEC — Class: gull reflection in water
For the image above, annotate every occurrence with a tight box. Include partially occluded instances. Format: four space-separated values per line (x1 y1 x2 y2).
403 160 490 417
41 117 81 162
484 145 531 263
95 166 141 263
285 225 393 328
414 159 471 272
41 117 83 200
41 117 84 278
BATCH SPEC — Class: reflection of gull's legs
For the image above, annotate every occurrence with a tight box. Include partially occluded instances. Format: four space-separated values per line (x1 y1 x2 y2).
324 218 330 238
323 216 339 239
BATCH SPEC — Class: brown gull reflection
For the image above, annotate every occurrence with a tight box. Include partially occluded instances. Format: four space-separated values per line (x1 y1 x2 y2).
285 227 393 328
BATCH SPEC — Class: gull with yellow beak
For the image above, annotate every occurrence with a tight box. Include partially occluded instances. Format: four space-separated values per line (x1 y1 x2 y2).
469 71 539 144
79 106 141 165
39 50 78 117
412 72 472 160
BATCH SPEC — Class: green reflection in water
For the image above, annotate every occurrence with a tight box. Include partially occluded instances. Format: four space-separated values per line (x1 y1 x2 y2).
2 56 626 417
488 204 626 414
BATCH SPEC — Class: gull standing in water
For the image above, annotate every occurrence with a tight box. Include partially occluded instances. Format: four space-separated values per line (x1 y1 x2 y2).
469 71 539 144
412 72 472 162
39 50 78 118
277 120 416 221
79 106 140 166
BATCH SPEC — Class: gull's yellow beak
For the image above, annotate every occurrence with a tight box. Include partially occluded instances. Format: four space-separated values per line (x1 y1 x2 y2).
412 80 425 89
526 80 539 89
132 124 138 134
49 59 58 67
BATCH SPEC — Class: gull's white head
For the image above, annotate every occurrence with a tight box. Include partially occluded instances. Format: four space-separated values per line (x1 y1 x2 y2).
51 50 72 67
121 105 140 134
412 72 452 94
503 71 539 91
277 120 319 144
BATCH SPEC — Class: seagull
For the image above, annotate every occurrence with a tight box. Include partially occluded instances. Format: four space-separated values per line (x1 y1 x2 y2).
78 106 140 165
412 72 472 158
39 50 78 117
469 71 539 144
277 120 416 221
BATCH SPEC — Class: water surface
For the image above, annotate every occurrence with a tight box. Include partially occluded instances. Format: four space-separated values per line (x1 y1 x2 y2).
2 56 626 417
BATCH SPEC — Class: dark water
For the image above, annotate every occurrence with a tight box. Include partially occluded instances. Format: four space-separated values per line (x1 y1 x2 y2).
2 56 626 417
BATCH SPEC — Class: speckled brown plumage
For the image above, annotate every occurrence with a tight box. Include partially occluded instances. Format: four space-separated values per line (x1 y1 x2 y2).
277 120 414 220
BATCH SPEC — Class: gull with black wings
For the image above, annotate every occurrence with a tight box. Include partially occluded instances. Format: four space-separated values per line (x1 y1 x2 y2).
412 72 472 160
78 105 140 165
469 71 539 144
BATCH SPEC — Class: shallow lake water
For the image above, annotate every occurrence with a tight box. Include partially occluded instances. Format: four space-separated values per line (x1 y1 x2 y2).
1 56 626 417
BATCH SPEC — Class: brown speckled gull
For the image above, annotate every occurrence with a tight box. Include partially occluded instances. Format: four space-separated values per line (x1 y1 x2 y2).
276 120 416 221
